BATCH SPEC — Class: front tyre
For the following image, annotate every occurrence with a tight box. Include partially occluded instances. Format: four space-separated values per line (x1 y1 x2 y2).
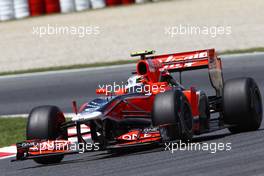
223 77 263 133
27 105 67 164
152 90 193 142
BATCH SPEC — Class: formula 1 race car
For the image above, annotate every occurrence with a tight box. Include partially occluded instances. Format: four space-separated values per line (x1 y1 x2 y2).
13 49 263 164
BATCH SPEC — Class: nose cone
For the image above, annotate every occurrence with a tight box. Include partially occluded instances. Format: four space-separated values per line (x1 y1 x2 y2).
72 111 103 121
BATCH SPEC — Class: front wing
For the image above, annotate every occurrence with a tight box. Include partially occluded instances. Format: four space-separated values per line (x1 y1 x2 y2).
12 127 162 162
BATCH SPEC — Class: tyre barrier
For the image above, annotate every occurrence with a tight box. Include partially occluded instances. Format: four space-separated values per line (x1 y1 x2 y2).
0 0 159 21
28 0 45 16
45 0 60 14
59 0 75 13
14 0 29 19
122 0 135 5
90 0 106 9
0 0 14 21
75 0 90 12
135 0 151 3
105 0 122 6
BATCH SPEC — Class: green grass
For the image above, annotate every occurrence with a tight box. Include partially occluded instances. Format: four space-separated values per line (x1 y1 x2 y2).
0 47 263 77
0 117 73 148
219 47 264 55
0 118 27 148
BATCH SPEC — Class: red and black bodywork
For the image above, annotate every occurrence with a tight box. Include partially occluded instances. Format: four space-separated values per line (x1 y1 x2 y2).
13 49 262 164
82 49 224 147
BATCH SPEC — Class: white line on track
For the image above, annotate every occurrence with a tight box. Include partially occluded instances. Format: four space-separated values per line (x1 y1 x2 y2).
0 113 76 118
0 64 135 80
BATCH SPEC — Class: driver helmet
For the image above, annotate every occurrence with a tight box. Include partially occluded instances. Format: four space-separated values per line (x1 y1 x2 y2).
125 75 143 90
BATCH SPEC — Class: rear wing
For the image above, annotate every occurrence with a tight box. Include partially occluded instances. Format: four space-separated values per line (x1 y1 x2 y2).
147 49 215 72
156 49 223 96
135 49 224 96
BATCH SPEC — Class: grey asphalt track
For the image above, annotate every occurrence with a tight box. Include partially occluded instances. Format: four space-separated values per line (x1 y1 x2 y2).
1 53 264 176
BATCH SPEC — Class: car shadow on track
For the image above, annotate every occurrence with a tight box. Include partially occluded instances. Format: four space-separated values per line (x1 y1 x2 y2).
18 132 235 170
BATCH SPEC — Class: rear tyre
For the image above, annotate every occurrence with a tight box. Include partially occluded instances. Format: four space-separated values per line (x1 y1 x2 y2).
27 105 67 164
198 92 210 132
223 77 262 133
152 90 193 142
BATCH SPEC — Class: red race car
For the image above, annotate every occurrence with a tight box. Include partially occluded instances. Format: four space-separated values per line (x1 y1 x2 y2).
13 49 263 164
